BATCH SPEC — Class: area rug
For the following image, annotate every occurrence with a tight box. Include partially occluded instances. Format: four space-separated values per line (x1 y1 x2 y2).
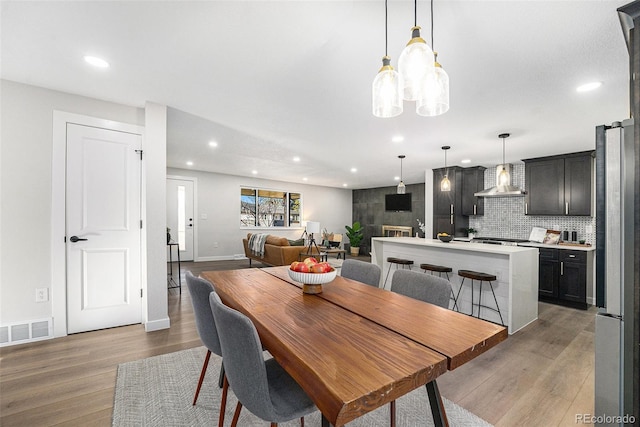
113 347 492 426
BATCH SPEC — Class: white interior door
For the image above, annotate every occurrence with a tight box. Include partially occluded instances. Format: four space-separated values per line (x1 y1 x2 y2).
66 124 142 334
166 178 194 261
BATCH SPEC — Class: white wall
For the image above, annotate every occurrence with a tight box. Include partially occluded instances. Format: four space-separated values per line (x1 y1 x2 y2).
144 103 169 331
0 80 144 326
166 167 353 260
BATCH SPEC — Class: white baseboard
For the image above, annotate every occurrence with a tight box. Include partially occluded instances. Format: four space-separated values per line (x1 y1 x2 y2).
196 255 248 262
145 317 170 332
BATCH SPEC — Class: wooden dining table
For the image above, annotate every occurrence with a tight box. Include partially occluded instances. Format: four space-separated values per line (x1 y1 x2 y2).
201 266 507 427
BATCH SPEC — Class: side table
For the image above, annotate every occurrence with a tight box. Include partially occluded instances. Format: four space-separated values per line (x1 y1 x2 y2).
321 248 347 259
167 241 181 293
299 252 328 262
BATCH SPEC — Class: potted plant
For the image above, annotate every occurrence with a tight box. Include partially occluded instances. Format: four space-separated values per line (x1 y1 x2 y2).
465 227 477 239
345 221 364 256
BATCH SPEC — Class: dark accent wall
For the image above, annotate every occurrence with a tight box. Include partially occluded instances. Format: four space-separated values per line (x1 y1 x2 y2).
352 184 425 255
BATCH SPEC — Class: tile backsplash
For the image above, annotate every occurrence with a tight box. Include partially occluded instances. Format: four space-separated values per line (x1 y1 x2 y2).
468 163 596 244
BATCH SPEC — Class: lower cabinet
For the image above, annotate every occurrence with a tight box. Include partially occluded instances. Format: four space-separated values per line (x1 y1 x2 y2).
538 248 591 309
538 248 559 299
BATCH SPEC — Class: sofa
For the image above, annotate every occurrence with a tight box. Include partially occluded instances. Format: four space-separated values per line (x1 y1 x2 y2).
242 233 320 267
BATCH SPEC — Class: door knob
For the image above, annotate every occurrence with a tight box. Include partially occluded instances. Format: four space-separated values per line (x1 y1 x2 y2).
69 236 88 242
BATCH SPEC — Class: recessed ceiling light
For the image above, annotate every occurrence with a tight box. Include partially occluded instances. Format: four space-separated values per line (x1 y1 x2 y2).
461 159 471 164
576 81 602 92
83 55 109 68
186 161 194 166
302 177 308 181
392 135 404 143
209 141 218 147
293 156 301 162
394 176 400 181
350 168 357 173
252 170 258 175
343 183 348 187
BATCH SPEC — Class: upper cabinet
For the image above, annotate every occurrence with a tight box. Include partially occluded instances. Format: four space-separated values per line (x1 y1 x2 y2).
461 166 486 216
523 151 594 216
432 166 468 237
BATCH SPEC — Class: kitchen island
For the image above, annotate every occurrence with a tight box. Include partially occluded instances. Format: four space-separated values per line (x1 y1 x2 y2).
371 237 539 334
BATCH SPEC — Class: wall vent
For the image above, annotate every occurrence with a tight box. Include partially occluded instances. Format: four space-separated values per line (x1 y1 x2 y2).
0 318 53 347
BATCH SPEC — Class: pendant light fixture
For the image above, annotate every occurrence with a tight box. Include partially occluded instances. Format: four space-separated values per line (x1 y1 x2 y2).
398 0 435 101
397 155 406 194
497 133 511 186
417 0 450 116
373 0 403 118
440 146 451 192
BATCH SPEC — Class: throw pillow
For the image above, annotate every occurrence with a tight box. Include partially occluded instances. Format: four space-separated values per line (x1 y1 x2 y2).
288 238 305 246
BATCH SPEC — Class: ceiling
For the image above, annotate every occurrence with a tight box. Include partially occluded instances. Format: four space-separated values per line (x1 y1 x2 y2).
1 1 631 189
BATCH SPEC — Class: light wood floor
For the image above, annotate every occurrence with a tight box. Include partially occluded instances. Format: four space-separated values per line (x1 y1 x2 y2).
0 259 596 426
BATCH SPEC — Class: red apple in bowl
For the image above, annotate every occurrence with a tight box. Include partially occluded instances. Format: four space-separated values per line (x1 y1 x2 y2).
296 263 310 273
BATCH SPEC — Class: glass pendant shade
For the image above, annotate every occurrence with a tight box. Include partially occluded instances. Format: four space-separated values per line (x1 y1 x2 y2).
397 154 406 193
397 181 406 194
417 56 449 116
398 26 435 101
440 175 451 192
440 146 451 191
498 167 510 186
497 133 511 186
373 57 404 118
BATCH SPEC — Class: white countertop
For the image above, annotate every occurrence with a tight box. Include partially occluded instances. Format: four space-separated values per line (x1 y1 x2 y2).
371 237 538 255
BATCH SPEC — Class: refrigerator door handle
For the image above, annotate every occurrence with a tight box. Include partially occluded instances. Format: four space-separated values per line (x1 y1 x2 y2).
598 311 623 321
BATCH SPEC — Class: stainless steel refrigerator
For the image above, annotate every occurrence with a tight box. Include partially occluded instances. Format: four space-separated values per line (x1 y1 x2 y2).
595 119 635 424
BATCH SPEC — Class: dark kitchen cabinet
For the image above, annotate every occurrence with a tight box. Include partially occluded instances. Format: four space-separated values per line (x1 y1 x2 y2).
432 166 468 237
558 250 588 307
523 151 594 216
537 247 591 309
564 154 593 215
538 248 559 298
461 166 486 216
524 158 564 215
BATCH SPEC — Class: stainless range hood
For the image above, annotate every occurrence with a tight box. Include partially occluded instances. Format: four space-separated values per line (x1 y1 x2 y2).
474 164 526 197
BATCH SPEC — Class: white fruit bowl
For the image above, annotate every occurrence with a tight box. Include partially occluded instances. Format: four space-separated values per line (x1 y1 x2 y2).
288 268 337 285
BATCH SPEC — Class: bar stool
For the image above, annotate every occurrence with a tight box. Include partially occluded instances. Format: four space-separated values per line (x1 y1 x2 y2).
457 270 504 326
383 257 413 287
420 263 458 311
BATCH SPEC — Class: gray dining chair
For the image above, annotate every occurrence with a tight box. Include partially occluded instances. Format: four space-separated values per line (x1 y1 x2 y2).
340 259 382 287
388 269 452 425
185 271 228 427
209 292 317 427
390 269 451 308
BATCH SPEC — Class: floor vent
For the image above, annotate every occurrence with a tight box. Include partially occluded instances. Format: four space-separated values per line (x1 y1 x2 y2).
0 318 53 347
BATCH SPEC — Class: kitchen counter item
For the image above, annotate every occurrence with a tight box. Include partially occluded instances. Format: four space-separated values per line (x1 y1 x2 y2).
519 241 595 252
471 236 530 246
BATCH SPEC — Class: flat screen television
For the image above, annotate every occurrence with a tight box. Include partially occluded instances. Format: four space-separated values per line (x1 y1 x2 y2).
385 193 412 211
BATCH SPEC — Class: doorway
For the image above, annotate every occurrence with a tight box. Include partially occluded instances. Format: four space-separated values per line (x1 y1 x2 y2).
166 176 196 261
51 112 145 337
